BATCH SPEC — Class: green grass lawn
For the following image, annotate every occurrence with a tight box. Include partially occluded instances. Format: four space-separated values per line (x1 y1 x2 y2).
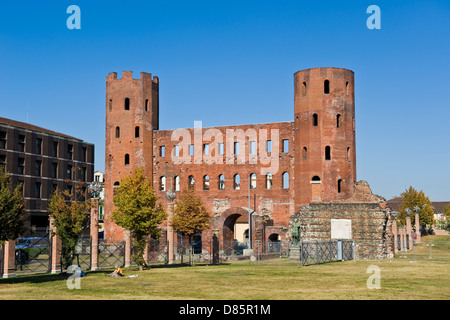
1 236 449 300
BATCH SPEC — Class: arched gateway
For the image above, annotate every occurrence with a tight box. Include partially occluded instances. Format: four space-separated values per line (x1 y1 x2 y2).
217 207 252 254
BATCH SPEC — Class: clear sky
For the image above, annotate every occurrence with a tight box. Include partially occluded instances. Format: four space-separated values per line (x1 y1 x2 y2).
0 1 448 201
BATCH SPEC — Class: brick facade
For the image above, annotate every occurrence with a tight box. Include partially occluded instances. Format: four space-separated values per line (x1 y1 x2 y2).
103 67 392 257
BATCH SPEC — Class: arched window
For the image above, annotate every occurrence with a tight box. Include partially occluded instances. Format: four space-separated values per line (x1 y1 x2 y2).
312 113 318 126
266 173 273 190
109 99 112 112
124 98 130 110
188 175 195 188
203 175 210 191
346 147 351 162
346 81 349 95
115 126 120 138
218 174 225 190
325 146 331 160
338 179 342 193
249 173 256 189
336 114 341 128
234 174 240 190
124 153 130 165
324 80 330 94
160 176 166 191
135 126 140 138
174 176 180 191
282 172 289 189
302 82 307 96
113 181 120 195
302 147 307 160
311 176 321 182
145 99 149 112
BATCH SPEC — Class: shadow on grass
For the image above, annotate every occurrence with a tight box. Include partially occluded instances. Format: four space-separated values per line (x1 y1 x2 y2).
0 262 232 284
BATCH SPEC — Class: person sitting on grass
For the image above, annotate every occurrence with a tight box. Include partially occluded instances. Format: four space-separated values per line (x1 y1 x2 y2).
109 265 123 277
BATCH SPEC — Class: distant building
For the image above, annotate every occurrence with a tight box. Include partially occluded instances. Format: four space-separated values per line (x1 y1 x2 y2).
0 117 94 236
93 170 105 236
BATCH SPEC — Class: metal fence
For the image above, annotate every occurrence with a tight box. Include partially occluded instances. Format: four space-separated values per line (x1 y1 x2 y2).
98 239 126 268
300 240 354 266
15 239 51 275
399 240 450 263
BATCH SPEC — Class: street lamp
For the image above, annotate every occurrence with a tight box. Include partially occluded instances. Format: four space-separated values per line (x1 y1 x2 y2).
88 180 102 199
166 189 176 202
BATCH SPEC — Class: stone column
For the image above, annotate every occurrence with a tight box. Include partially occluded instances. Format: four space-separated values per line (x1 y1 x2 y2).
2 240 16 278
90 199 99 271
406 217 413 250
50 218 62 274
415 213 421 243
167 202 175 264
392 220 398 253
212 229 220 265
124 229 132 267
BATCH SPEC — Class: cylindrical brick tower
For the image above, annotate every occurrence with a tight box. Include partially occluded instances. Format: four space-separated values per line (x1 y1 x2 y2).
293 67 356 212
104 71 159 240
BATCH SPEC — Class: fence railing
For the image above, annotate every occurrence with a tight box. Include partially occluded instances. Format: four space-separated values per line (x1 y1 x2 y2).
300 240 355 266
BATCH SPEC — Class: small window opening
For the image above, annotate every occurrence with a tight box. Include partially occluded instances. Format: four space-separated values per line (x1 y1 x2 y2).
174 176 180 191
282 172 289 189
338 179 342 193
325 146 331 160
282 139 289 153
145 99 149 112
135 126 140 138
324 80 330 94
234 174 240 190
302 82 307 96
266 173 273 190
219 174 225 190
313 113 318 126
203 175 210 190
302 147 307 160
160 176 166 191
124 153 130 165
115 126 120 138
336 114 341 128
188 175 195 188
124 98 130 110
249 173 256 189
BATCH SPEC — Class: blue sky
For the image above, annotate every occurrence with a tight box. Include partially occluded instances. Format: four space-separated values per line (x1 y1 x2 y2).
0 0 449 201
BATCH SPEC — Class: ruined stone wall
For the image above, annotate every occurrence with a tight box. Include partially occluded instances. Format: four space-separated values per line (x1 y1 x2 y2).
295 202 393 259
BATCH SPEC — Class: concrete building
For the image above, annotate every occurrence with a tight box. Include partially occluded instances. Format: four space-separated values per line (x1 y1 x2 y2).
0 117 94 236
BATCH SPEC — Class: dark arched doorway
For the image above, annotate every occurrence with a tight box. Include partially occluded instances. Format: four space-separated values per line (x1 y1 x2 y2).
268 233 281 253
220 207 250 255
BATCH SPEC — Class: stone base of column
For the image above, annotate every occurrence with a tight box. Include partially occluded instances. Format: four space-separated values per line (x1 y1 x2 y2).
2 271 16 278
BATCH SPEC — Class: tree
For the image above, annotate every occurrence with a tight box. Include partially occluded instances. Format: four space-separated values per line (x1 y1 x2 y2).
443 204 450 220
0 166 26 241
112 167 166 270
399 186 434 227
48 182 90 269
170 187 211 245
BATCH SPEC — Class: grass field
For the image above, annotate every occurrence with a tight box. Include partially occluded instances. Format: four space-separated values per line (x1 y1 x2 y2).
0 235 449 300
